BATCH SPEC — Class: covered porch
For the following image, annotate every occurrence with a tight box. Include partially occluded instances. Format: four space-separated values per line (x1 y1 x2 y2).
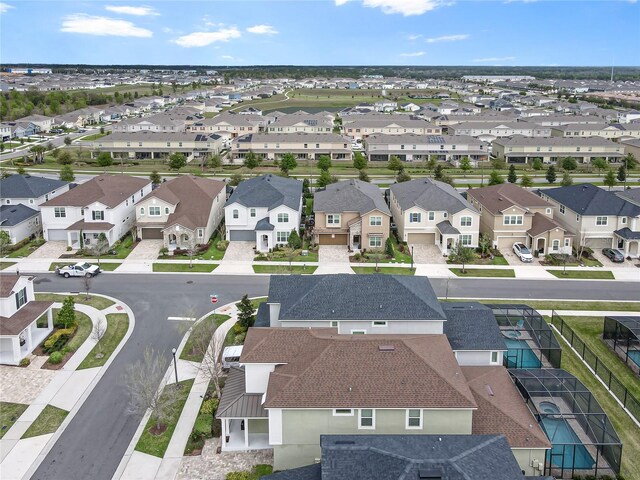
613 228 640 259
65 220 115 249
527 213 573 256
348 218 362 251
0 302 53 365
436 220 460 255
255 218 275 253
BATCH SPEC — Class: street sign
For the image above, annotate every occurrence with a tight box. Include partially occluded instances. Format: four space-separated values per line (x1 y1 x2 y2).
210 294 218 304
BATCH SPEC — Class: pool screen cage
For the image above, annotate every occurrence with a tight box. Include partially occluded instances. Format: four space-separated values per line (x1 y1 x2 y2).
603 316 640 376
486 304 562 369
509 368 622 478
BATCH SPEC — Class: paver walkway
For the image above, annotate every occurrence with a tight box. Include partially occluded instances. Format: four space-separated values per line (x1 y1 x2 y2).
27 241 69 259
126 240 164 260
315 246 353 274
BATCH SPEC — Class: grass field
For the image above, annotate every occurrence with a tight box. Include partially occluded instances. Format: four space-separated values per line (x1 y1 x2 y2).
6 239 45 258
547 269 615 279
444 299 640 312
152 263 218 272
253 265 317 274
35 293 115 310
64 310 93 353
449 268 516 277
352 266 415 275
22 405 68 439
78 313 129 369
0 261 16 270
166 234 227 261
180 314 230 363
0 402 28 439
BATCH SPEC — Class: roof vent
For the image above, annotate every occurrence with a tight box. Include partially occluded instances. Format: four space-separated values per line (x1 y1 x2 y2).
379 345 395 352
379 304 383 309
485 384 494 396
335 440 355 445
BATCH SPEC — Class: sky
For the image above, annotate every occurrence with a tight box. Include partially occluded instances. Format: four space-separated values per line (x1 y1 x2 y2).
0 0 638 66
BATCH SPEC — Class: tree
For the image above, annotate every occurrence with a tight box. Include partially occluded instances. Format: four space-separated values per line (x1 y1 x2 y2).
0 231 10 256
83 274 92 300
369 249 384 272
316 169 334 188
279 153 298 175
358 169 370 182
57 151 73 165
449 241 475 274
287 229 301 249
426 155 437 173
545 165 556 184
433 164 444 181
591 157 608 176
149 170 162 186
385 237 394 257
237 294 255 329
491 157 506 170
317 155 332 171
440 174 455 187
243 151 259 170
603 169 617 190
488 170 504 186
353 151 367 170
507 164 517 184
387 155 403 173
91 318 107 357
302 178 310 194
560 171 573 187
30 145 46 164
169 153 187 171
561 157 577 171
459 157 472 177
229 173 243 186
124 348 180 431
520 174 533 188
96 152 113 168
281 246 297 271
623 152 637 170
478 234 491 258
532 158 543 170
396 170 411 183
209 154 222 172
59 165 75 182
617 165 627 182
92 233 110 266
186 315 225 399
58 296 76 329
16 165 26 175
64 136 72 146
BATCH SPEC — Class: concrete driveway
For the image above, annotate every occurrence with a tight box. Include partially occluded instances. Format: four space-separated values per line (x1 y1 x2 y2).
501 248 541 266
27 241 68 259
411 244 446 264
591 249 637 268
316 245 353 274
222 242 256 261
126 240 163 260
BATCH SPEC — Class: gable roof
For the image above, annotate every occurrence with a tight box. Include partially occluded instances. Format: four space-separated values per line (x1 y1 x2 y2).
468 183 551 215
225 174 302 211
0 174 68 199
41 174 150 209
442 303 506 351
242 328 477 409
267 274 445 321
0 204 39 227
390 178 476 215
542 183 640 217
527 212 569 237
314 179 390 215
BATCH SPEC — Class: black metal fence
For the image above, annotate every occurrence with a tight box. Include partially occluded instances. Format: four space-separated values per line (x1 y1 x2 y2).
551 311 640 424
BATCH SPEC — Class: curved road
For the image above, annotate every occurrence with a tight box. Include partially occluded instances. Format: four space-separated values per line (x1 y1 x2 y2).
30 273 640 479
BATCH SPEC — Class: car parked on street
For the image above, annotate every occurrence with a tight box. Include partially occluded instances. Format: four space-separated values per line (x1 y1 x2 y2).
55 262 101 278
602 248 625 263
512 242 533 263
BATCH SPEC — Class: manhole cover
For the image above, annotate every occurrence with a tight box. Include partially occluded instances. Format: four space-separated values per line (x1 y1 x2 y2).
186 281 193 284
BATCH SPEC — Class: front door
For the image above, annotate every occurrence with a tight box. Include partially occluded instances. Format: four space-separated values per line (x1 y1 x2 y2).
353 235 361 249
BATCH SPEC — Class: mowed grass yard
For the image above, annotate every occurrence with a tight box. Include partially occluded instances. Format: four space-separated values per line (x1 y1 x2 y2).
35 293 115 311
78 313 129 369
444 299 640 312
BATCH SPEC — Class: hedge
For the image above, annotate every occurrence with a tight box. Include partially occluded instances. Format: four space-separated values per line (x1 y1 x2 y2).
43 326 77 354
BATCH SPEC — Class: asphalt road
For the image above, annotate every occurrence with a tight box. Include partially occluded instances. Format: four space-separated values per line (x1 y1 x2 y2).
29 273 640 480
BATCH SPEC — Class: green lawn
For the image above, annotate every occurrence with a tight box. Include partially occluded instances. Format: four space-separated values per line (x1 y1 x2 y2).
448 255 509 266
35 293 115 311
7 239 45 258
22 405 69 439
80 132 108 141
444 298 640 312
102 235 136 259
235 297 268 310
305 197 313 216
167 234 228 261
180 314 230 362
256 249 319 263
152 263 218 272
48 262 120 272
78 313 129 369
0 402 28 439
0 261 16 270
253 265 317 274
449 268 516 278
352 266 415 275
135 379 194 458
547 269 615 279
63 310 93 353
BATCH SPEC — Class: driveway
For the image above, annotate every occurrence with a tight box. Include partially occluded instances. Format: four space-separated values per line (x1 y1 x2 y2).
316 245 353 274
126 240 163 260
591 249 637 268
501 248 541 266
222 242 256 261
412 244 446 264
27 241 69 259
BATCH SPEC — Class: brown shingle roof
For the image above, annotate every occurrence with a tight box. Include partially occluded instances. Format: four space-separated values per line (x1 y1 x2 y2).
42 174 150 208
65 220 115 231
242 328 477 410
527 212 568 237
462 366 551 449
0 275 20 298
0 301 53 335
467 183 551 215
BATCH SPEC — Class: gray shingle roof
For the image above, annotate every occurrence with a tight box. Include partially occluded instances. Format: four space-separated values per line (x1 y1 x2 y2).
254 302 270 327
614 227 640 240
255 217 275 231
442 303 506 351
390 178 476 214
436 220 460 235
0 174 68 199
225 174 302 211
543 183 640 216
0 204 39 227
314 179 390 215
260 464 320 480
268 274 445 321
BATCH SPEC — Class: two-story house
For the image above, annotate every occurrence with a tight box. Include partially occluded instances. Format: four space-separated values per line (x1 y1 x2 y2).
0 174 70 209
389 178 480 254
540 183 640 257
266 111 334 134
467 183 573 255
0 274 53 365
341 114 440 141
224 174 303 252
313 180 390 250
135 175 226 251
40 174 152 248
231 132 351 162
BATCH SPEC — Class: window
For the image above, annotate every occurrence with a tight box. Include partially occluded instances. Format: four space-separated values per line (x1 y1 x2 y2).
622 217 627 225
503 215 523 225
491 351 499 363
552 240 560 251
333 409 353 416
140 207 145 216
149 206 161 216
576 214 581 222
277 213 289 223
351 330 366 335
564 238 570 247
92 211 104 221
330 321 339 328
428 211 435 221
560 205 565 214
443 212 448 219
369 216 382 226
546 208 552 215
459 234 472 246
369 236 382 248
372 321 387 327
197 228 204 238
276 231 289 243
406 409 422 429
165 207 170 215
460 216 472 227
596 216 608 226
327 214 340 225
250 208 256 218
54 207 66 218
232 209 239 219
15 287 27 310
409 212 421 223
359 409 375 429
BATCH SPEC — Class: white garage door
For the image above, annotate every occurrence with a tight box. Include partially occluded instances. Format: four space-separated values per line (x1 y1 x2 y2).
47 229 68 241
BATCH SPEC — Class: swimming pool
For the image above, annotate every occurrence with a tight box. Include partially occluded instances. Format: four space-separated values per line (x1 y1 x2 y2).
503 330 522 339
628 350 640 367
503 338 542 368
539 401 561 415
542 417 595 470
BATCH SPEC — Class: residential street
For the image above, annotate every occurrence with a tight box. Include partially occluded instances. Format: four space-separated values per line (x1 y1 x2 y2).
28 272 640 480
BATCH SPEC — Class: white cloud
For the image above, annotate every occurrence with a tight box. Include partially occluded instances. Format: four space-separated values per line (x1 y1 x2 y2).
335 0 350 5
174 27 241 47
105 5 159 16
337 0 449 16
0 2 14 13
221 55 234 60
425 34 469 43
407 34 422 40
472 56 516 62
246 24 278 35
400 51 426 57
61 14 153 37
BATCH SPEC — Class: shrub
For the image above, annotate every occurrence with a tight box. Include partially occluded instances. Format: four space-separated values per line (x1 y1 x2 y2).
226 472 252 480
48 351 64 364
353 252 362 261
19 357 30 367
200 398 219 415
43 326 77 353
234 332 246 344
212 418 222 437
233 322 246 335
216 240 229 251
159 247 169 256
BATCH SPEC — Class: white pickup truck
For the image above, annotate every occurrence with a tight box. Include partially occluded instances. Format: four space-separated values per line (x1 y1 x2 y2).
55 262 101 278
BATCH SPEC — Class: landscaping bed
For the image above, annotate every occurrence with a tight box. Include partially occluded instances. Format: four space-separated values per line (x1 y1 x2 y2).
22 405 68 439
162 234 227 261
449 268 515 278
0 402 28 439
349 237 413 264
547 269 614 279
226 465 273 480
253 265 317 274
184 380 225 455
78 313 129 369
36 309 93 370
541 251 602 268
152 263 218 273
255 245 319 263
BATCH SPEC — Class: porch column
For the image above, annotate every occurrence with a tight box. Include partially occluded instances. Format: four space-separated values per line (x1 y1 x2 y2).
67 231 73 248
47 308 53 331
11 338 20 364
221 418 227 449
244 418 249 448
25 327 33 353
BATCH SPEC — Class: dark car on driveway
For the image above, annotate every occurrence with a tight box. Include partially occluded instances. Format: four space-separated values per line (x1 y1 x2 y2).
602 248 625 263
